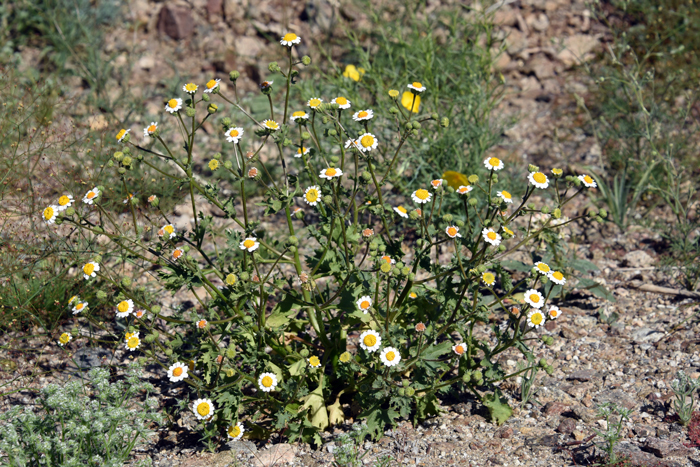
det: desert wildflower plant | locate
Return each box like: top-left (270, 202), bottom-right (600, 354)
top-left (44, 33), bottom-right (602, 445)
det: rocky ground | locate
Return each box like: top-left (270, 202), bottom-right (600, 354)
top-left (3, 0), bottom-right (700, 466)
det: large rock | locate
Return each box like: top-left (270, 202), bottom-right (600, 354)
top-left (557, 34), bottom-right (600, 68)
top-left (644, 437), bottom-right (693, 458)
top-left (157, 5), bottom-right (194, 40)
top-left (622, 250), bottom-right (655, 268)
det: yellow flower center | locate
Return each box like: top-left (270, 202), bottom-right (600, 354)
top-left (360, 300), bottom-right (370, 309)
top-left (552, 168), bottom-right (563, 175)
top-left (309, 356), bottom-right (320, 366)
top-left (488, 157), bottom-right (501, 167)
top-left (185, 83), bottom-right (197, 92)
top-left (415, 189), bottom-right (429, 200)
top-left (447, 227), bottom-right (457, 237)
top-left (261, 375), bottom-right (274, 387)
top-left (382, 256), bottom-right (392, 264)
top-left (454, 345), bottom-right (464, 355)
top-left (388, 89), bottom-right (399, 97)
top-left (117, 301), bottom-right (130, 313)
top-left (385, 351), bottom-right (396, 361)
top-left (363, 335), bottom-right (377, 347)
top-left (412, 81), bottom-right (423, 88)
top-left (358, 111), bottom-right (368, 118)
top-left (501, 191), bottom-right (511, 199)
top-left (168, 99), bottom-right (179, 108)
top-left (483, 273), bottom-right (495, 284)
top-left (335, 97), bottom-right (348, 106)
top-left (127, 336), bottom-right (139, 348)
top-left (209, 160), bottom-right (219, 170)
top-left (550, 309), bottom-right (558, 317)
top-left (292, 111), bottom-right (306, 118)
top-left (458, 187), bottom-right (468, 194)
top-left (584, 175), bottom-right (594, 184)
top-left (173, 249), bottom-right (182, 258)
top-left (487, 232), bottom-right (497, 240)
top-left (533, 172), bottom-right (547, 184)
top-left (206, 80), bottom-right (217, 89)
top-left (552, 271), bottom-right (564, 281)
top-left (306, 189), bottom-right (319, 202)
top-left (529, 294), bottom-right (540, 303)
top-left (531, 313), bottom-right (543, 325)
top-left (59, 333), bottom-right (70, 344)
top-left (339, 352), bottom-right (351, 362)
top-left (163, 225), bottom-right (174, 234)
top-left (249, 168), bottom-right (258, 176)
top-left (229, 425), bottom-right (241, 438)
top-left (537, 263), bottom-right (550, 272)
top-left (283, 33), bottom-right (298, 42)
top-left (148, 125), bottom-right (157, 133)
top-left (197, 402), bottom-right (211, 416)
top-left (58, 196), bottom-right (70, 206)
top-left (409, 292), bottom-right (417, 298)
top-left (43, 207), bottom-right (54, 220)
top-left (397, 206), bottom-right (407, 214)
top-left (309, 98), bottom-right (321, 107)
top-left (83, 263), bottom-right (95, 275)
top-left (360, 135), bottom-right (375, 148)
top-left (298, 147), bottom-right (307, 154)
top-left (173, 367), bottom-right (183, 377)
top-left (87, 191), bottom-right (96, 199)
top-left (116, 129), bottom-right (126, 140)
top-left (243, 239), bottom-right (256, 249)
top-left (229, 129), bottom-right (239, 137)
top-left (504, 227), bottom-right (514, 235)
top-left (226, 274), bottom-right (237, 285)
top-left (265, 121), bottom-right (279, 129)
top-left (76, 303), bottom-right (84, 310)
top-left (325, 168), bottom-right (337, 177)
top-left (197, 320), bottom-right (206, 328)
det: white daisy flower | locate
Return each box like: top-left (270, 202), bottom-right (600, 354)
top-left (411, 188), bottom-right (432, 204)
top-left (356, 132), bottom-right (377, 152)
top-left (456, 185), bottom-right (472, 195)
top-left (482, 228), bottom-right (501, 246)
top-left (239, 237), bottom-right (259, 252)
top-left (58, 332), bottom-right (72, 346)
top-left (82, 261), bottom-right (100, 279)
top-left (484, 156), bottom-right (503, 171)
top-left (356, 295), bottom-right (373, 314)
top-left (528, 171), bottom-right (549, 189)
top-left (228, 422), bottom-right (245, 440)
top-left (331, 96), bottom-right (351, 109)
top-left (352, 109), bottom-right (374, 121)
top-left (481, 272), bottom-right (496, 286)
top-left (548, 271), bottom-right (567, 285)
top-left (407, 81), bottom-right (426, 92)
top-left (527, 309), bottom-right (545, 328)
top-left (225, 127), bottom-right (244, 143)
top-left (548, 305), bottom-right (562, 320)
top-left (379, 255), bottom-right (395, 265)
top-left (295, 146), bottom-right (310, 158)
top-left (380, 347), bottom-right (401, 367)
top-left (497, 190), bottom-right (513, 204)
top-left (203, 79), bottom-right (220, 94)
top-left (393, 206), bottom-right (409, 218)
top-left (82, 187), bottom-right (100, 205)
top-left (167, 362), bottom-right (188, 382)
top-left (303, 186), bottom-right (321, 206)
top-left (344, 139), bottom-right (360, 150)
top-left (308, 356), bottom-right (322, 368)
top-left (359, 330), bottom-right (381, 352)
top-left (280, 32), bottom-right (301, 47)
top-left (452, 343), bottom-right (467, 356)
top-left (262, 120), bottom-right (280, 131)
top-left (165, 98), bottom-right (182, 113)
top-left (116, 128), bottom-right (130, 143)
top-left (182, 83), bottom-right (198, 94)
top-left (143, 122), bottom-right (158, 138)
top-left (192, 398), bottom-right (215, 419)
top-left (115, 299), bottom-right (134, 318)
top-left (42, 206), bottom-right (58, 225)
top-left (534, 262), bottom-right (551, 275)
top-left (72, 301), bottom-right (88, 315)
top-left (319, 167), bottom-right (343, 179)
top-left (172, 248), bottom-right (184, 261)
top-left (523, 289), bottom-right (545, 309)
top-left (258, 372), bottom-right (278, 392)
top-left (445, 225), bottom-right (461, 238)
top-left (289, 110), bottom-right (309, 122)
top-left (431, 179), bottom-right (443, 189)
top-left (158, 224), bottom-right (176, 240)
top-left (56, 194), bottom-right (74, 211)
top-left (196, 319), bottom-right (208, 330)
top-left (125, 333), bottom-right (141, 351)
top-left (307, 97), bottom-right (323, 109)
top-left (578, 174), bottom-right (597, 188)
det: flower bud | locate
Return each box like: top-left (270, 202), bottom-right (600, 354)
top-left (442, 214), bottom-right (453, 222)
top-left (401, 266), bottom-right (410, 276)
top-left (114, 151), bottom-right (123, 160)
top-left (541, 206), bottom-right (550, 214)
top-left (289, 245), bottom-right (297, 253)
top-left (389, 107), bottom-right (399, 114)
top-left (328, 129), bottom-right (337, 136)
top-left (301, 55), bottom-right (311, 65)
top-left (65, 207), bottom-right (75, 216)
top-left (409, 210), bottom-right (420, 220)
top-left (240, 272), bottom-right (250, 281)
top-left (107, 160), bottom-right (114, 168)
top-left (208, 103), bottom-right (218, 114)
top-left (322, 195), bottom-right (333, 204)
top-left (498, 245), bottom-right (506, 251)
top-left (118, 167), bottom-right (126, 174)
top-left (398, 388), bottom-right (406, 396)
top-left (468, 175), bottom-right (479, 184)
top-left (122, 156), bottom-right (133, 166)
top-left (380, 262), bottom-right (392, 273)
top-left (405, 387), bottom-right (416, 396)
top-left (545, 364), bottom-right (554, 375)
top-left (224, 161), bottom-right (233, 169)
top-left (152, 305), bottom-right (161, 313)
top-left (300, 348), bottom-right (310, 357)
top-left (411, 129), bottom-right (419, 136)
top-left (553, 208), bottom-right (561, 219)
top-left (202, 93), bottom-right (210, 102)
top-left (440, 117), bottom-right (449, 127)
top-left (71, 327), bottom-right (79, 336)
top-left (295, 210), bottom-right (304, 219)
top-left (528, 164), bottom-right (539, 172)
top-left (468, 198), bottom-right (478, 206)
top-left (226, 348), bottom-right (236, 359)
top-left (243, 315), bottom-right (253, 323)
top-left (378, 244), bottom-right (386, 252)
top-left (121, 277), bottom-right (132, 287)
top-left (455, 219), bottom-right (464, 227)
top-left (165, 349), bottom-right (173, 356)
top-left (573, 177), bottom-right (582, 186)
top-left (301, 131), bottom-right (311, 140)
top-left (225, 368), bottom-right (235, 377)
top-left (527, 202), bottom-right (535, 210)
top-left (185, 108), bottom-right (196, 118)
top-left (431, 113), bottom-right (438, 120)
top-left (408, 273), bottom-right (415, 281)
top-left (413, 121), bottom-right (421, 129)
top-left (221, 117), bottom-right (232, 127)
top-left (268, 62), bottom-right (280, 73)
top-left (229, 70), bottom-right (240, 81)
top-left (96, 290), bottom-right (107, 299)
top-left (144, 334), bottom-right (156, 343)
top-left (599, 209), bottom-right (608, 218)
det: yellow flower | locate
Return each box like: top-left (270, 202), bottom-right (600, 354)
top-left (208, 159), bottom-right (219, 171)
top-left (342, 64), bottom-right (365, 82)
top-left (308, 356), bottom-right (321, 368)
top-left (442, 171), bottom-right (469, 189)
top-left (339, 351), bottom-right (352, 363)
top-left (401, 91), bottom-right (420, 113)
top-left (388, 89), bottom-right (399, 98)
top-left (58, 332), bottom-right (71, 346)
top-left (225, 273), bottom-right (237, 286)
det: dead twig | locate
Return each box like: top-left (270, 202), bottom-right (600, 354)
top-left (627, 280), bottom-right (700, 299)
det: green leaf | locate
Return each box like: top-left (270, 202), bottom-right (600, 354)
top-left (288, 358), bottom-right (305, 377)
top-left (301, 384), bottom-right (329, 430)
top-left (415, 392), bottom-right (441, 420)
top-left (482, 388), bottom-right (513, 426)
top-left (501, 260), bottom-right (531, 272)
top-left (576, 278), bottom-right (616, 302)
top-left (419, 341), bottom-right (452, 360)
top-left (570, 259), bottom-right (599, 273)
